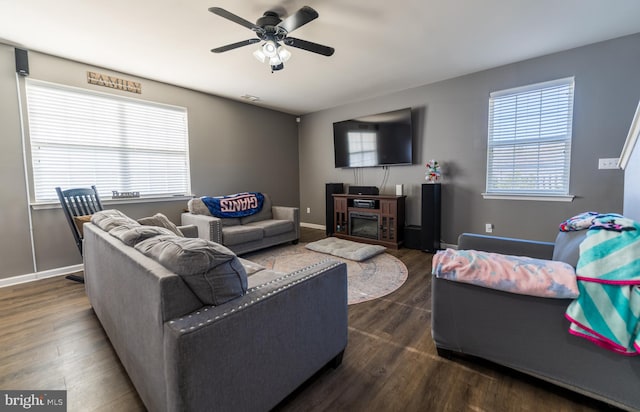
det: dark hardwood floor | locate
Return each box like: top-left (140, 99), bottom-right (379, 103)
top-left (0, 228), bottom-right (611, 411)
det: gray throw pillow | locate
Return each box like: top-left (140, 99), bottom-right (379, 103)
top-left (91, 209), bottom-right (140, 231)
top-left (109, 224), bottom-right (177, 246)
top-left (135, 236), bottom-right (247, 306)
top-left (188, 198), bottom-right (212, 216)
top-left (138, 213), bottom-right (183, 236)
top-left (552, 231), bottom-right (587, 267)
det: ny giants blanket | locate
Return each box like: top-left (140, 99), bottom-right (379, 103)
top-left (201, 192), bottom-right (264, 218)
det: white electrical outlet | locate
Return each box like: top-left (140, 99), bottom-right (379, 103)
top-left (306, 207), bottom-right (311, 214)
top-left (485, 223), bottom-right (493, 233)
top-left (598, 158), bottom-right (619, 170)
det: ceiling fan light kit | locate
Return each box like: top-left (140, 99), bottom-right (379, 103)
top-left (209, 5), bottom-right (334, 72)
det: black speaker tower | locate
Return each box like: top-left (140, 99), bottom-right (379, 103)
top-left (325, 183), bottom-right (344, 236)
top-left (421, 183), bottom-right (441, 252)
top-left (15, 48), bottom-right (29, 76)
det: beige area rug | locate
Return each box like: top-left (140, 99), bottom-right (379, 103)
top-left (244, 242), bottom-right (408, 305)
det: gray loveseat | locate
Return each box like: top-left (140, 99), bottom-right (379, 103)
top-left (83, 209), bottom-right (347, 412)
top-left (432, 232), bottom-right (640, 411)
top-left (181, 193), bottom-right (300, 255)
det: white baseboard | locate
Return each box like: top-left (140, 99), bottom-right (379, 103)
top-left (0, 264), bottom-right (83, 288)
top-left (440, 242), bottom-right (458, 250)
top-left (300, 222), bottom-right (325, 230)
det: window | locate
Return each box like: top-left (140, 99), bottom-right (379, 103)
top-left (25, 79), bottom-right (190, 202)
top-left (486, 77), bottom-right (574, 198)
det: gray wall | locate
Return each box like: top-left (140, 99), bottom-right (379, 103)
top-left (0, 43), bottom-right (299, 279)
top-left (624, 133), bottom-right (640, 221)
top-left (299, 33), bottom-right (640, 243)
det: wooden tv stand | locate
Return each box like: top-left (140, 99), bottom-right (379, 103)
top-left (332, 194), bottom-right (406, 249)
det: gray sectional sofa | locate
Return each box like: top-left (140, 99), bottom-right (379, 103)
top-left (432, 232), bottom-right (640, 411)
top-left (181, 193), bottom-right (300, 255)
top-left (83, 209), bottom-right (347, 412)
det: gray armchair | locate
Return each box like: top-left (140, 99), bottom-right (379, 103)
top-left (431, 231), bottom-right (640, 411)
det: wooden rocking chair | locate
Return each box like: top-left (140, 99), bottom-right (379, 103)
top-left (56, 185), bottom-right (103, 283)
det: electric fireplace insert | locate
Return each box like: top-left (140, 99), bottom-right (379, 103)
top-left (349, 212), bottom-right (379, 240)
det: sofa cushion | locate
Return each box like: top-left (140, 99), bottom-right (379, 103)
top-left (138, 213), bottom-right (184, 236)
top-left (237, 257), bottom-right (265, 276)
top-left (222, 225), bottom-right (264, 246)
top-left (220, 217), bottom-right (242, 227)
top-left (73, 214), bottom-right (92, 237)
top-left (245, 219), bottom-right (294, 238)
top-left (305, 237), bottom-right (386, 261)
top-left (91, 209), bottom-right (140, 231)
top-left (240, 193), bottom-right (273, 224)
top-left (109, 224), bottom-right (177, 246)
top-left (188, 197), bottom-right (242, 226)
top-left (552, 231), bottom-right (587, 267)
top-left (135, 236), bottom-right (247, 306)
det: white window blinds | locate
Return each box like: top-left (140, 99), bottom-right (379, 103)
top-left (25, 79), bottom-right (191, 202)
top-left (486, 77), bottom-right (574, 196)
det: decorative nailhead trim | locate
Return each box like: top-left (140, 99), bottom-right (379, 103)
top-left (247, 259), bottom-right (338, 293)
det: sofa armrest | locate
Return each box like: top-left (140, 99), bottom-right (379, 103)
top-left (177, 224), bottom-right (198, 238)
top-left (272, 206), bottom-right (300, 239)
top-left (458, 233), bottom-right (554, 260)
top-left (164, 260), bottom-right (347, 411)
top-left (180, 212), bottom-right (222, 243)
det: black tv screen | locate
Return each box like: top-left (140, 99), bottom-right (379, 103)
top-left (333, 108), bottom-right (413, 168)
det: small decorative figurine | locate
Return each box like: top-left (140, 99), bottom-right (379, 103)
top-left (425, 160), bottom-right (441, 183)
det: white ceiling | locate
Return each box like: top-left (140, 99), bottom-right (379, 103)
top-left (2, 0), bottom-right (640, 115)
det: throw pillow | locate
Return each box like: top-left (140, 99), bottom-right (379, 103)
top-left (187, 198), bottom-right (212, 216)
top-left (138, 213), bottom-right (183, 236)
top-left (135, 236), bottom-right (247, 306)
top-left (91, 209), bottom-right (140, 232)
top-left (109, 224), bottom-right (177, 246)
top-left (73, 215), bottom-right (92, 237)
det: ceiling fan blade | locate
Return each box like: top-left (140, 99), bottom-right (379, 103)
top-left (277, 6), bottom-right (318, 33)
top-left (209, 7), bottom-right (262, 32)
top-left (284, 37), bottom-right (334, 56)
top-left (211, 38), bottom-right (260, 53)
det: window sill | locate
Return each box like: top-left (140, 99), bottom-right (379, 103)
top-left (31, 195), bottom-right (194, 210)
top-left (481, 193), bottom-right (574, 202)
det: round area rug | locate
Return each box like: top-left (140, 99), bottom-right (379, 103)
top-left (244, 243), bottom-right (408, 305)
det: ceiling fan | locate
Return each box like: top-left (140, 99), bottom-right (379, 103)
top-left (209, 6), bottom-right (335, 72)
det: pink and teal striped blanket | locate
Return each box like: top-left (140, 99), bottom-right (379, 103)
top-left (564, 216), bottom-right (640, 355)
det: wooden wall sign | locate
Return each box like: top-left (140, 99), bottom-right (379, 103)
top-left (87, 71), bottom-right (142, 94)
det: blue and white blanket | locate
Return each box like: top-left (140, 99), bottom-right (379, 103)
top-left (201, 192), bottom-right (264, 218)
top-left (564, 215), bottom-right (640, 355)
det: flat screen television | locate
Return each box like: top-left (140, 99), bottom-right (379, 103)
top-left (333, 108), bottom-right (413, 168)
